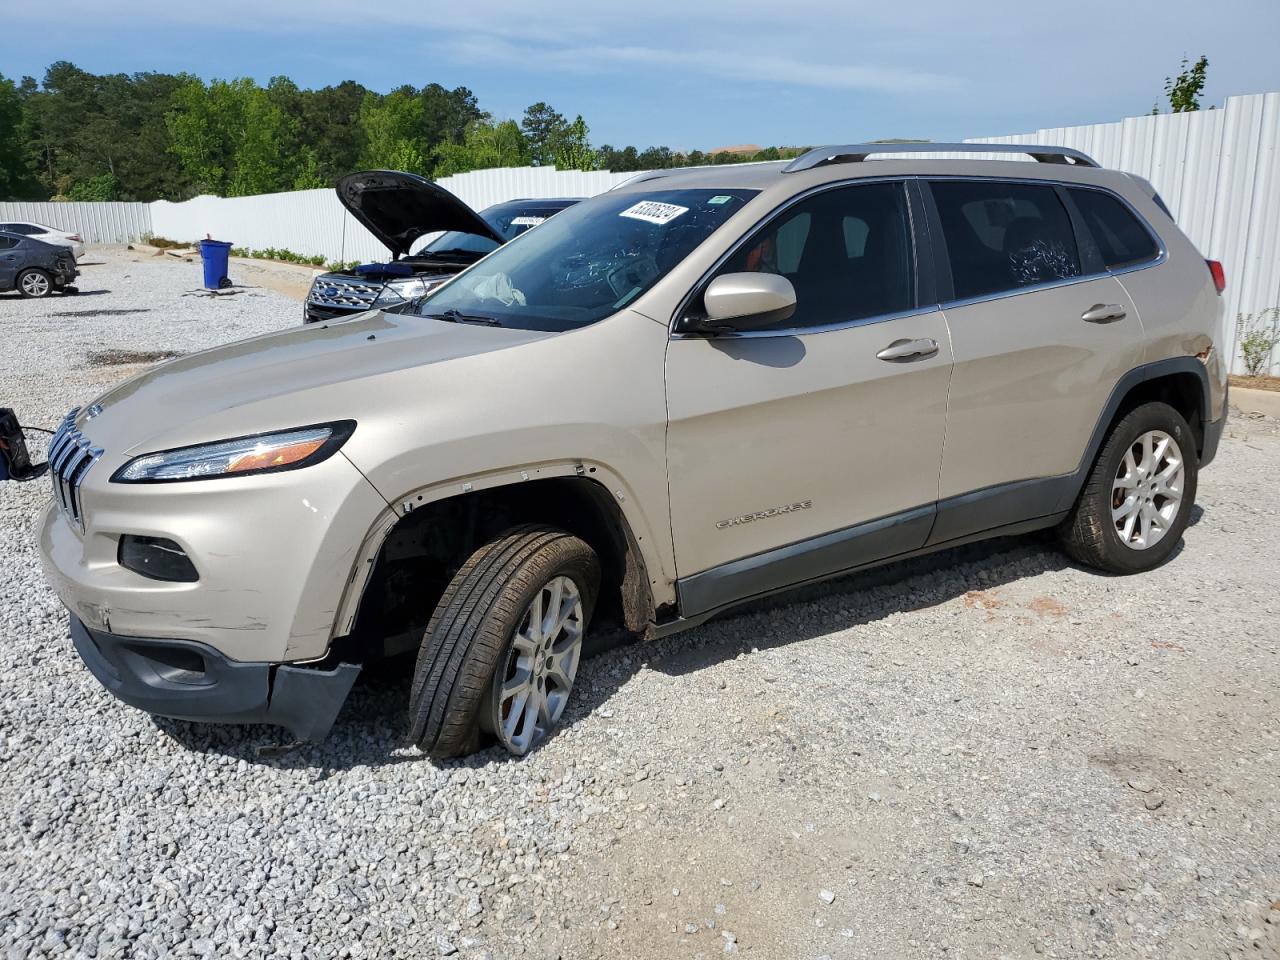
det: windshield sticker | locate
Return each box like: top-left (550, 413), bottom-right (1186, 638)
top-left (707, 195), bottom-right (733, 205)
top-left (510, 216), bottom-right (546, 227)
top-left (619, 201), bottom-right (689, 225)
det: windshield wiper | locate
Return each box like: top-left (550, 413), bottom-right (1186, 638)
top-left (421, 248), bottom-right (481, 259)
top-left (422, 308), bottom-right (503, 327)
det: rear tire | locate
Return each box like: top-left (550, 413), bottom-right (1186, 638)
top-left (406, 525), bottom-right (599, 759)
top-left (1059, 401), bottom-right (1198, 573)
top-left (17, 269), bottom-right (53, 299)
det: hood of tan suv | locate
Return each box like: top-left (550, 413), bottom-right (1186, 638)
top-left (75, 310), bottom-right (553, 461)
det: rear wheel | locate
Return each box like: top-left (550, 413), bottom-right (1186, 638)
top-left (406, 525), bottom-right (599, 759)
top-left (1059, 401), bottom-right (1198, 573)
top-left (17, 269), bottom-right (52, 298)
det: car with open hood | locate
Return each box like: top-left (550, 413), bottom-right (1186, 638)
top-left (38, 143), bottom-right (1226, 759)
top-left (304, 170), bottom-right (578, 323)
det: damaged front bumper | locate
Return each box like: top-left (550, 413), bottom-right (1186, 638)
top-left (70, 616), bottom-right (360, 742)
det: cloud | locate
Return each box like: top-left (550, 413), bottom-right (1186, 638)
top-left (449, 36), bottom-right (957, 93)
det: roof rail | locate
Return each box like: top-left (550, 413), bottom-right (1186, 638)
top-left (781, 142), bottom-right (1099, 173)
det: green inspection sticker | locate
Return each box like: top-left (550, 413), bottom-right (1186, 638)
top-left (707, 195), bottom-right (733, 205)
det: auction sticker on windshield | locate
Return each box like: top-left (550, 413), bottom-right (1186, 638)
top-left (511, 216), bottom-right (546, 226)
top-left (620, 201), bottom-right (688, 225)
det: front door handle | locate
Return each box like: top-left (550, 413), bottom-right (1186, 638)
top-left (876, 337), bottom-right (938, 362)
top-left (1081, 303), bottom-right (1127, 323)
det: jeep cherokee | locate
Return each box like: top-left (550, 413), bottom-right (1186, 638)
top-left (38, 143), bottom-right (1227, 757)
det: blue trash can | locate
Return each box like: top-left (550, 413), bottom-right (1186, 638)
top-left (198, 240), bottom-right (233, 290)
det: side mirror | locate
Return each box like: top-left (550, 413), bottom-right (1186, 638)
top-left (696, 272), bottom-right (796, 333)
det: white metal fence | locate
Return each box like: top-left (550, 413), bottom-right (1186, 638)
top-left (150, 167), bottom-right (641, 265)
top-left (0, 201), bottom-right (150, 244)
top-left (4, 92), bottom-right (1277, 370)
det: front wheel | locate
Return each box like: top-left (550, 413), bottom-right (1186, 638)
top-left (406, 525), bottom-right (599, 759)
top-left (17, 269), bottom-right (53, 298)
top-left (1059, 401), bottom-right (1198, 573)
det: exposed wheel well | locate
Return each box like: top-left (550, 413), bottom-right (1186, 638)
top-left (1112, 371), bottom-right (1206, 455)
top-left (343, 478), bottom-right (654, 662)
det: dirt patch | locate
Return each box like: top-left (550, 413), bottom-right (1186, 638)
top-left (87, 349), bottom-right (183, 366)
top-left (1230, 374), bottom-right (1280, 393)
top-left (1027, 596), bottom-right (1067, 617)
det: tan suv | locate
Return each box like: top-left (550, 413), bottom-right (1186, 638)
top-left (38, 144), bottom-right (1228, 757)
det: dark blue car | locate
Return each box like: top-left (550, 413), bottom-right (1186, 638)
top-left (0, 230), bottom-right (79, 298)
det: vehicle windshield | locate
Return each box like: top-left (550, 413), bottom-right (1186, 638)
top-left (413, 188), bottom-right (757, 331)
top-left (415, 202), bottom-right (573, 258)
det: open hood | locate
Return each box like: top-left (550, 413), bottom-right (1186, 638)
top-left (336, 170), bottom-right (503, 259)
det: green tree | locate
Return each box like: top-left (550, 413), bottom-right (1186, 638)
top-left (433, 118), bottom-right (530, 177)
top-left (521, 101), bottom-right (568, 166)
top-left (420, 83), bottom-right (483, 149)
top-left (0, 73), bottom-right (38, 199)
top-left (552, 115), bottom-right (596, 171)
top-left (228, 82), bottom-right (293, 195)
top-left (359, 88), bottom-right (429, 174)
top-left (1155, 55), bottom-right (1209, 114)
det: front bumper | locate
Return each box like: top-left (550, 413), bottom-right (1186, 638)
top-left (70, 616), bottom-right (359, 741)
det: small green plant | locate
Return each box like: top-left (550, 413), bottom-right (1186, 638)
top-left (1236, 307), bottom-right (1280, 377)
top-left (140, 234), bottom-right (192, 249)
top-left (323, 259), bottom-right (362, 273)
top-left (1152, 54), bottom-right (1209, 114)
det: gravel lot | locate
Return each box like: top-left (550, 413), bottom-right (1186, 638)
top-left (2, 248), bottom-right (1277, 959)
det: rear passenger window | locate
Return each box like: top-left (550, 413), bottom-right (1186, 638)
top-left (1069, 188), bottom-right (1159, 269)
top-left (719, 181), bottom-right (914, 329)
top-left (0, 237), bottom-right (16, 250)
top-left (931, 181), bottom-right (1081, 300)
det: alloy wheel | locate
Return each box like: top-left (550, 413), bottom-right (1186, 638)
top-left (21, 271), bottom-right (51, 297)
top-left (490, 575), bottom-right (584, 754)
top-left (1111, 429), bottom-right (1184, 550)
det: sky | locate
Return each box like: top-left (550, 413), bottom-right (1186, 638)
top-left (5, 0), bottom-right (1280, 151)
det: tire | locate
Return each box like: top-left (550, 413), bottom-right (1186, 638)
top-left (17, 269), bottom-right (53, 299)
top-left (1059, 401), bottom-right (1198, 573)
top-left (407, 525), bottom-right (600, 759)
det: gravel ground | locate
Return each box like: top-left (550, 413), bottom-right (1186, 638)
top-left (1, 248), bottom-right (1278, 959)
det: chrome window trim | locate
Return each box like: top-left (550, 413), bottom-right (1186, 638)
top-left (670, 304), bottom-right (940, 340)
top-left (669, 175), bottom-right (927, 341)
top-left (922, 175), bottom-right (1168, 310)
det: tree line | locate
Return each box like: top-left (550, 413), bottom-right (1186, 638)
top-left (0, 62), bottom-right (804, 202)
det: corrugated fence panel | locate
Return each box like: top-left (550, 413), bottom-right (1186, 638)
top-left (148, 167), bottom-right (643, 268)
top-left (0, 201), bottom-right (150, 243)
top-left (970, 92), bottom-right (1280, 373)
top-left (150, 189), bottom-right (388, 264)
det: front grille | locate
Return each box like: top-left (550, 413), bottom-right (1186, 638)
top-left (48, 408), bottom-right (103, 533)
top-left (307, 276), bottom-right (381, 311)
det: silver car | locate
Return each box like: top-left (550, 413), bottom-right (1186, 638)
top-left (38, 143), bottom-right (1227, 757)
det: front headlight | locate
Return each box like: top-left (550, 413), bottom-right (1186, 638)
top-left (111, 421), bottom-right (355, 483)
top-left (372, 278), bottom-right (430, 307)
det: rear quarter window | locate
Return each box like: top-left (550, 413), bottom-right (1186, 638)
top-left (1068, 188), bottom-right (1160, 269)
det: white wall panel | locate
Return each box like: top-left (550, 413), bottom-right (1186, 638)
top-left (0, 201), bottom-right (151, 243)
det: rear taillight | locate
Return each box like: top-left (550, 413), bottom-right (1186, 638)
top-left (1206, 259), bottom-right (1226, 294)
top-left (67, 234), bottom-right (82, 242)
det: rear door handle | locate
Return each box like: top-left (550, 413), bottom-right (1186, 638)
top-left (1081, 303), bottom-right (1126, 323)
top-left (876, 338), bottom-right (938, 362)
